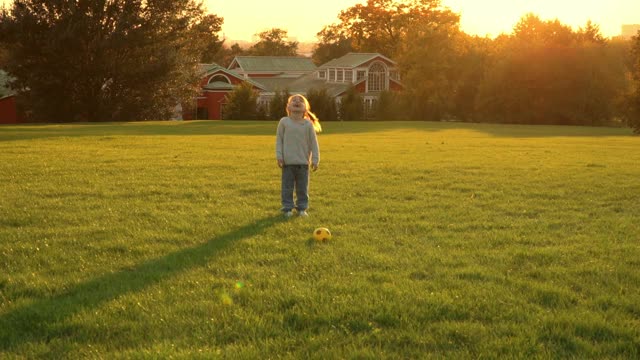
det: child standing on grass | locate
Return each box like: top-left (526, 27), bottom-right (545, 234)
top-left (276, 94), bottom-right (321, 218)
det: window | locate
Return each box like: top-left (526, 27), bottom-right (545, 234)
top-left (356, 70), bottom-right (366, 81)
top-left (367, 62), bottom-right (386, 92)
top-left (209, 74), bottom-right (230, 84)
top-left (329, 69), bottom-right (335, 82)
top-left (318, 70), bottom-right (326, 79)
top-left (364, 98), bottom-right (377, 119)
top-left (389, 70), bottom-right (400, 81)
top-left (337, 69), bottom-right (344, 82)
top-left (345, 70), bottom-right (353, 83)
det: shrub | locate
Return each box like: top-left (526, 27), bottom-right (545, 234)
top-left (223, 82), bottom-right (258, 120)
top-left (306, 88), bottom-right (338, 121)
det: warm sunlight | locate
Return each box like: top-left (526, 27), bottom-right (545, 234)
top-left (203, 0), bottom-right (639, 41)
top-left (1, 0), bottom-right (638, 41)
top-left (445, 0), bottom-right (640, 38)
top-left (204, 0), bottom-right (362, 42)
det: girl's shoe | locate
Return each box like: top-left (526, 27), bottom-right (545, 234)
top-left (283, 211), bottom-right (293, 218)
top-left (298, 210), bottom-right (309, 217)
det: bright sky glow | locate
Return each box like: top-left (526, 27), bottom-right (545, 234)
top-left (204, 0), bottom-right (640, 42)
top-left (1, 0), bottom-right (639, 42)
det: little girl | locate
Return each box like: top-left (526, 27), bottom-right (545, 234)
top-left (275, 94), bottom-right (321, 218)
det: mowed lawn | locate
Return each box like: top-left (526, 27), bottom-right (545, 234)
top-left (0, 120), bottom-right (638, 358)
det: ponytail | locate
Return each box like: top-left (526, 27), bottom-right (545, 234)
top-left (306, 110), bottom-right (322, 133)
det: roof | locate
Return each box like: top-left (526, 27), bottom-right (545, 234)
top-left (198, 63), bottom-right (267, 91)
top-left (230, 56), bottom-right (317, 72)
top-left (202, 81), bottom-right (234, 90)
top-left (251, 76), bottom-right (300, 92)
top-left (319, 53), bottom-right (396, 69)
top-left (198, 63), bottom-right (225, 76)
top-left (280, 73), bottom-right (360, 97)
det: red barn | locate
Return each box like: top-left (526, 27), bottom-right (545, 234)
top-left (0, 95), bottom-right (20, 124)
top-left (183, 64), bottom-right (266, 120)
top-left (0, 70), bottom-right (21, 124)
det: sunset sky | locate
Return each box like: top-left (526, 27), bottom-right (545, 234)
top-left (205, 0), bottom-right (639, 42)
top-left (1, 0), bottom-right (638, 42)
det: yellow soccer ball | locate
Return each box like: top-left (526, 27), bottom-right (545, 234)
top-left (313, 227), bottom-right (332, 242)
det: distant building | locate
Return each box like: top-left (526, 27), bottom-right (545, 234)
top-left (0, 70), bottom-right (21, 124)
top-left (190, 53), bottom-right (403, 120)
top-left (185, 63), bottom-right (267, 120)
top-left (621, 24), bottom-right (640, 39)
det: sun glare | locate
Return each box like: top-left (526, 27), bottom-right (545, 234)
top-left (1, 0), bottom-right (638, 41)
top-left (445, 0), bottom-right (640, 38)
top-left (203, 0), bottom-right (639, 42)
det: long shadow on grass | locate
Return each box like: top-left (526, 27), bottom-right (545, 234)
top-left (0, 214), bottom-right (283, 352)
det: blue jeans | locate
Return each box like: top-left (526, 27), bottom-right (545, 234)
top-left (281, 164), bottom-right (309, 212)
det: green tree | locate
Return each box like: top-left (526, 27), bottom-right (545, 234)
top-left (396, 15), bottom-right (463, 120)
top-left (319, 0), bottom-right (457, 58)
top-left (578, 20), bottom-right (606, 45)
top-left (219, 43), bottom-right (247, 67)
top-left (475, 15), bottom-right (625, 126)
top-left (269, 89), bottom-right (290, 119)
top-left (316, 0), bottom-right (461, 120)
top-left (372, 90), bottom-right (404, 120)
top-left (193, 14), bottom-right (225, 64)
top-left (626, 31), bottom-right (640, 133)
top-left (249, 28), bottom-right (298, 56)
top-left (0, 44), bottom-right (8, 69)
top-left (224, 82), bottom-right (258, 120)
top-left (338, 86), bottom-right (364, 121)
top-left (0, 0), bottom-right (215, 122)
top-left (512, 13), bottom-right (575, 46)
top-left (306, 88), bottom-right (338, 121)
top-left (312, 25), bottom-right (354, 65)
top-left (448, 35), bottom-right (492, 122)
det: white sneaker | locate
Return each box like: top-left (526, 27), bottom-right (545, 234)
top-left (298, 210), bottom-right (309, 217)
top-left (283, 211), bottom-right (293, 218)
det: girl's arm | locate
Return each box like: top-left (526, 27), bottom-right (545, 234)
top-left (276, 119), bottom-right (285, 167)
top-left (309, 124), bottom-right (319, 170)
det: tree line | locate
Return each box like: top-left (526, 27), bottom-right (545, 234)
top-left (307, 0), bottom-right (640, 132)
top-left (1, 0), bottom-right (639, 132)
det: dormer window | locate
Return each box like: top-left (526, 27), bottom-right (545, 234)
top-left (209, 74), bottom-right (230, 84)
top-left (367, 62), bottom-right (387, 92)
top-left (318, 70), bottom-right (326, 79)
top-left (356, 70), bottom-right (366, 81)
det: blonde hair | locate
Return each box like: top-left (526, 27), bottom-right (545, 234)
top-left (286, 94), bottom-right (322, 133)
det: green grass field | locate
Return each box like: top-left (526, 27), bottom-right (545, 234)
top-left (1, 120), bottom-right (639, 359)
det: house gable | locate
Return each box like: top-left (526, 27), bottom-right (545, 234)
top-left (318, 53), bottom-right (396, 69)
top-left (314, 53), bottom-right (402, 93)
top-left (199, 64), bottom-right (266, 91)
